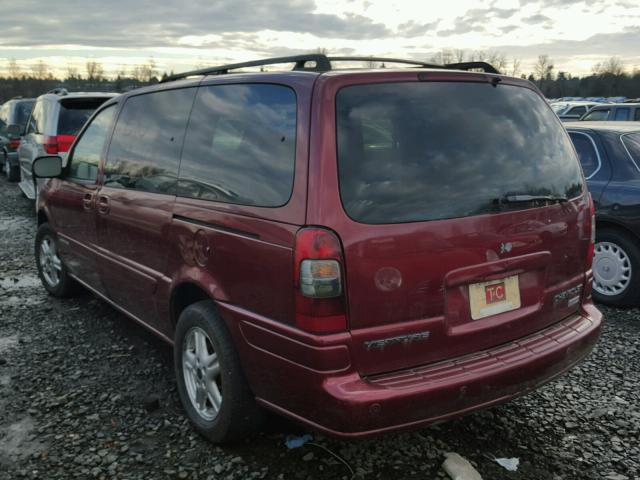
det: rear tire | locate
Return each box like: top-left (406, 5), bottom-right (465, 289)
top-left (35, 223), bottom-right (77, 297)
top-left (174, 300), bottom-right (264, 443)
top-left (592, 228), bottom-right (640, 306)
top-left (6, 157), bottom-right (19, 182)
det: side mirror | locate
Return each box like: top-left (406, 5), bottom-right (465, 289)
top-left (32, 155), bottom-right (63, 178)
top-left (6, 124), bottom-right (21, 136)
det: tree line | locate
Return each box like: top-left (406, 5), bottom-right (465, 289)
top-left (2, 54), bottom-right (640, 103)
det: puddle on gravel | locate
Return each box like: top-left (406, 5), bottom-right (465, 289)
top-left (0, 417), bottom-right (45, 464)
top-left (0, 274), bottom-right (41, 290)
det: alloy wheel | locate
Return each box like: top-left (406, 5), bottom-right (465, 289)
top-left (182, 327), bottom-right (222, 421)
top-left (39, 235), bottom-right (62, 287)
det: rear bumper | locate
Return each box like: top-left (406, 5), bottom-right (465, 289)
top-left (222, 303), bottom-right (602, 439)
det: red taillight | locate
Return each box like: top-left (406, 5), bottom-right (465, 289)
top-left (294, 227), bottom-right (347, 334)
top-left (8, 138), bottom-right (20, 150)
top-left (56, 135), bottom-right (75, 153)
top-left (43, 135), bottom-right (75, 154)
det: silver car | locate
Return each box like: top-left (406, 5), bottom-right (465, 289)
top-left (18, 89), bottom-right (118, 201)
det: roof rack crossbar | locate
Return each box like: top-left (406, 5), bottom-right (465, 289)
top-left (161, 55), bottom-right (500, 83)
top-left (444, 62), bottom-right (499, 74)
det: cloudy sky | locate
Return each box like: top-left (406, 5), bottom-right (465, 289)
top-left (0, 0), bottom-right (638, 78)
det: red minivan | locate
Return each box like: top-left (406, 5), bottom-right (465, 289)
top-left (31, 55), bottom-right (602, 442)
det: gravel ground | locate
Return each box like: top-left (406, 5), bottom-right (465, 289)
top-left (0, 175), bottom-right (639, 480)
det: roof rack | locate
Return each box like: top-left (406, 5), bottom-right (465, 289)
top-left (47, 87), bottom-right (69, 96)
top-left (161, 54), bottom-right (500, 83)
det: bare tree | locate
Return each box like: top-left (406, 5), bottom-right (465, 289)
top-left (430, 49), bottom-right (454, 65)
top-left (31, 60), bottom-right (50, 80)
top-left (486, 52), bottom-right (508, 72)
top-left (508, 58), bottom-right (522, 77)
top-left (86, 60), bottom-right (104, 81)
top-left (131, 57), bottom-right (158, 82)
top-left (533, 55), bottom-right (554, 83)
top-left (593, 57), bottom-right (625, 76)
top-left (7, 58), bottom-right (21, 79)
top-left (453, 49), bottom-right (466, 63)
top-left (66, 66), bottom-right (79, 80)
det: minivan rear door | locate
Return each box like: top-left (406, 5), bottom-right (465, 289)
top-left (315, 74), bottom-right (591, 376)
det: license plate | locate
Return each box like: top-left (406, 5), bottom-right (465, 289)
top-left (469, 275), bottom-right (521, 320)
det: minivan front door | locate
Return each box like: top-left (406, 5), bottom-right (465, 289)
top-left (48, 104), bottom-right (117, 295)
top-left (95, 88), bottom-right (196, 331)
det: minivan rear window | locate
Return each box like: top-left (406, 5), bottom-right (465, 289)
top-left (336, 82), bottom-right (584, 224)
top-left (58, 98), bottom-right (110, 135)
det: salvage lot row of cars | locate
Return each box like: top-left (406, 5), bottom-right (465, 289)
top-left (1, 56), bottom-right (640, 443)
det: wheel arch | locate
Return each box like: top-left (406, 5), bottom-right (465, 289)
top-left (170, 281), bottom-right (216, 332)
top-left (596, 218), bottom-right (640, 242)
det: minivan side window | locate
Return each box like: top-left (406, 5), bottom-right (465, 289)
top-left (614, 108), bottom-right (630, 121)
top-left (178, 84), bottom-right (297, 207)
top-left (27, 101), bottom-right (45, 134)
top-left (67, 105), bottom-right (116, 182)
top-left (568, 132), bottom-right (600, 179)
top-left (583, 109), bottom-right (610, 121)
top-left (104, 88), bottom-right (196, 195)
top-left (567, 106), bottom-right (586, 116)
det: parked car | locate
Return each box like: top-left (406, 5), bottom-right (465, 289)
top-left (551, 101), bottom-right (598, 121)
top-left (0, 97), bottom-right (35, 181)
top-left (566, 121), bottom-right (640, 306)
top-left (17, 89), bottom-right (117, 200)
top-left (580, 103), bottom-right (640, 122)
top-left (30, 55), bottom-right (601, 443)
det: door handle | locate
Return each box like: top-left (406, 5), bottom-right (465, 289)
top-left (82, 193), bottom-right (93, 211)
top-left (97, 195), bottom-right (110, 215)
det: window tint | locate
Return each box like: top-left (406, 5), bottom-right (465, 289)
top-left (567, 106), bottom-right (586, 116)
top-left (27, 101), bottom-right (45, 134)
top-left (178, 84), bottom-right (296, 207)
top-left (105, 88), bottom-right (195, 194)
top-left (58, 99), bottom-right (109, 136)
top-left (583, 109), bottom-right (610, 121)
top-left (67, 105), bottom-right (116, 181)
top-left (336, 82), bottom-right (584, 224)
top-left (634, 109), bottom-right (640, 121)
top-left (614, 108), bottom-right (630, 121)
top-left (569, 132), bottom-right (599, 178)
top-left (622, 133), bottom-right (640, 168)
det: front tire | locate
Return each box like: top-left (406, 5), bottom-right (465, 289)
top-left (174, 300), bottom-right (263, 443)
top-left (593, 228), bottom-right (640, 306)
top-left (35, 223), bottom-right (77, 297)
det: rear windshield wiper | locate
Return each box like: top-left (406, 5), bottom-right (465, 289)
top-left (492, 194), bottom-right (568, 209)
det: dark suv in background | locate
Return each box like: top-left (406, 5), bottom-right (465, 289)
top-left (0, 97), bottom-right (35, 181)
top-left (30, 55), bottom-right (601, 443)
top-left (566, 121), bottom-right (640, 306)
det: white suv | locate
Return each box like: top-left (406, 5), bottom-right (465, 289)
top-left (18, 89), bottom-right (118, 200)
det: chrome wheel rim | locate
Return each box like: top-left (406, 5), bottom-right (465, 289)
top-left (593, 241), bottom-right (631, 296)
top-left (182, 327), bottom-right (222, 421)
top-left (4, 157), bottom-right (9, 178)
top-left (39, 235), bottom-right (62, 287)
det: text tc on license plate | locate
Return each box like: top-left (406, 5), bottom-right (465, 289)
top-left (468, 275), bottom-right (521, 320)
